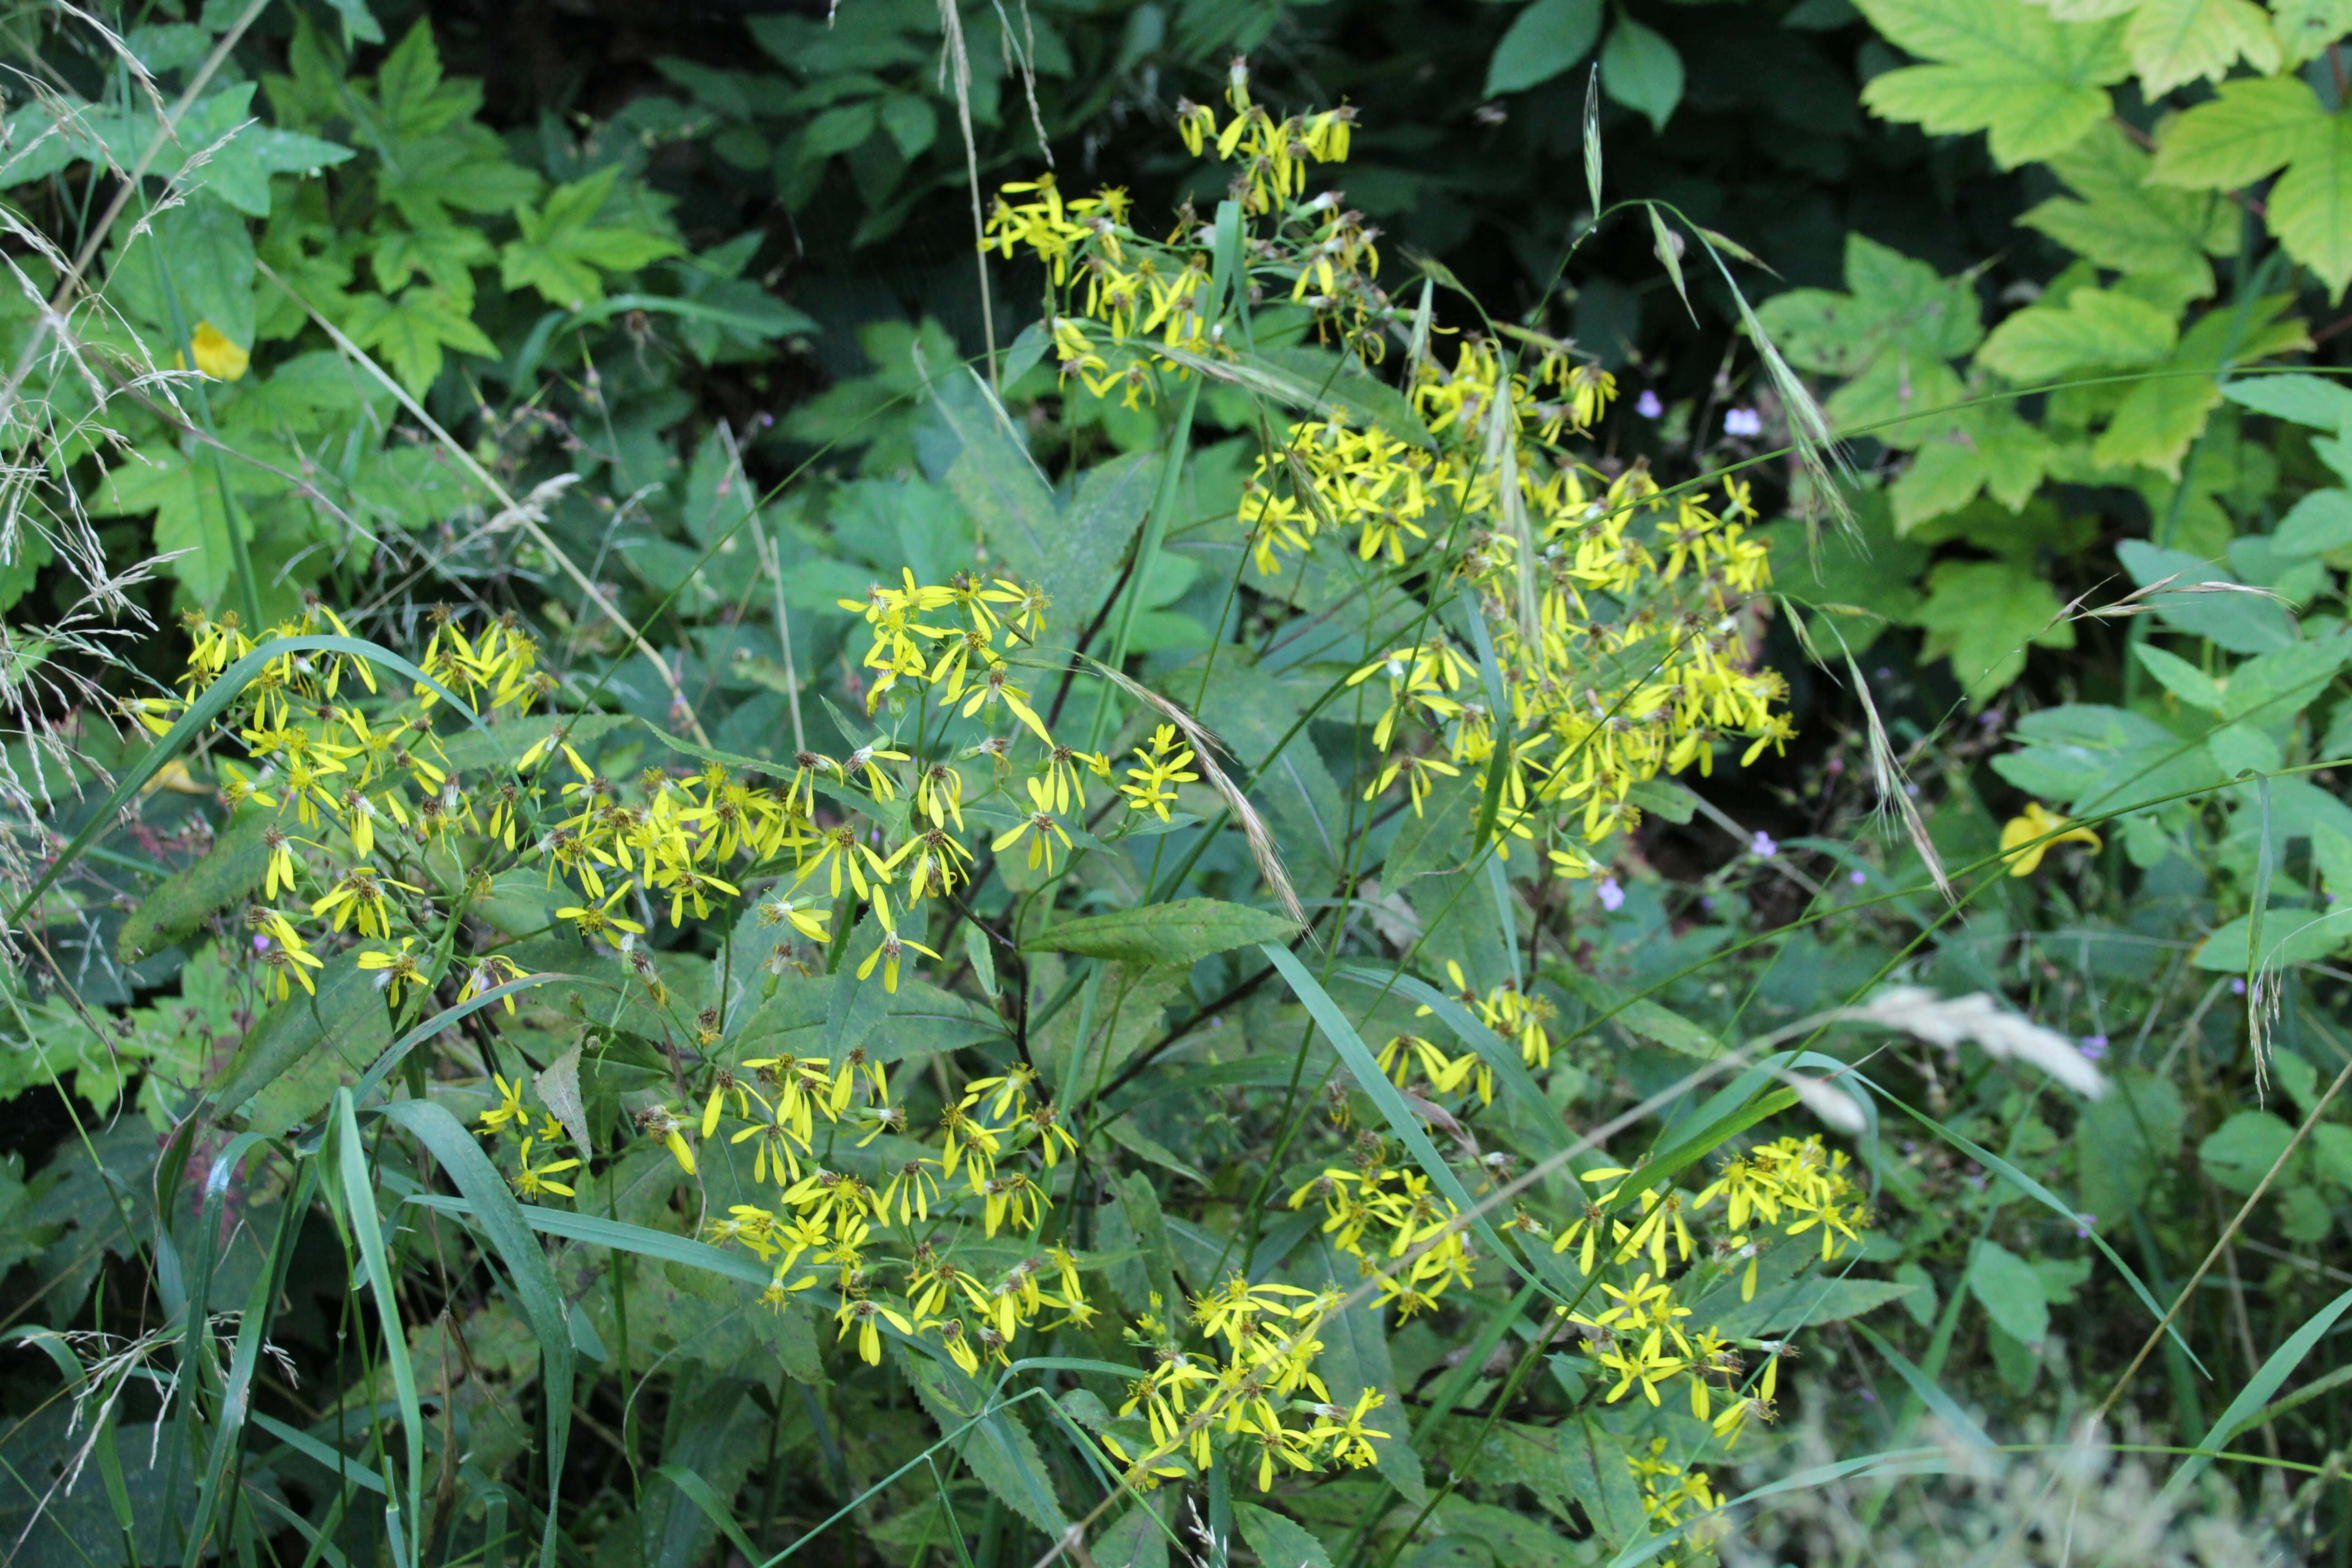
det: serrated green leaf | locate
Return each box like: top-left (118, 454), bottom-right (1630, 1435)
top-left (1853, 0), bottom-right (2128, 168)
top-left (2267, 112), bottom-right (2352, 299)
top-left (2019, 122), bottom-right (2234, 308)
top-left (2148, 74), bottom-right (2325, 191)
top-left (1978, 286), bottom-right (2176, 381)
top-left (117, 809), bottom-right (272, 961)
top-left (1021, 898), bottom-right (1292, 965)
top-left (342, 286), bottom-right (496, 393)
top-left (2122, 0), bottom-right (2279, 97)
top-left (1911, 556), bottom-right (2072, 702)
top-left (499, 165), bottom-right (684, 309)
top-left (1233, 1503), bottom-right (1333, 1568)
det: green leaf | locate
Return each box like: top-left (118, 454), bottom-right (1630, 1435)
top-left (1752, 234), bottom-right (1980, 446)
top-left (1310, 1240), bottom-right (1425, 1504)
top-left (2122, 0), bottom-right (2279, 97)
top-left (370, 220), bottom-right (495, 295)
top-left (1852, 0), bottom-right (2128, 168)
top-left (1483, 0), bottom-right (1603, 96)
top-left (1910, 556), bottom-right (2072, 703)
top-left (2148, 75), bottom-right (2323, 191)
top-left (1977, 286), bottom-right (2177, 382)
top-left (1021, 899), bottom-right (1293, 965)
top-left (210, 952), bottom-right (389, 1132)
top-left (499, 165), bottom-right (684, 310)
top-left (1548, 965), bottom-right (1726, 1058)
top-left (2132, 644), bottom-right (2226, 713)
top-left (2267, 113), bottom-right (2352, 300)
top-left (2117, 541), bottom-right (2298, 652)
top-left (1966, 1240), bottom-right (2048, 1348)
top-left (1233, 1503), bottom-right (1333, 1568)
top-left (1598, 17), bottom-right (1683, 132)
top-left (342, 286), bottom-right (496, 393)
top-left (2019, 124), bottom-right (2234, 309)
top-left (2197, 1108), bottom-right (2300, 1191)
top-left (117, 808), bottom-right (272, 961)
top-left (1715, 1277), bottom-right (1919, 1338)
top-left (2222, 371), bottom-right (2352, 430)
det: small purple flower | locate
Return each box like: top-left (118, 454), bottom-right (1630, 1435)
top-left (1849, 868), bottom-right (1867, 886)
top-left (1597, 877), bottom-right (1626, 912)
top-left (2075, 1213), bottom-right (2097, 1239)
top-left (2232, 978), bottom-right (2248, 995)
top-left (2078, 1034), bottom-right (2109, 1060)
top-left (1750, 830), bottom-right (1778, 859)
top-left (253, 934), bottom-right (271, 954)
top-left (1635, 389), bottom-right (1664, 419)
top-left (1723, 406), bottom-right (1763, 438)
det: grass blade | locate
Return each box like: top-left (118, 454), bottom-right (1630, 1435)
top-left (2159, 1283), bottom-right (2352, 1503)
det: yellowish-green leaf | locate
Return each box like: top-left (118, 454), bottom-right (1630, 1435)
top-left (2019, 122), bottom-right (2234, 309)
top-left (2122, 0), bottom-right (2279, 96)
top-left (1854, 0), bottom-right (2129, 167)
top-left (2274, 0), bottom-right (2352, 66)
top-left (1978, 286), bottom-right (2176, 382)
top-left (1019, 898), bottom-right (1294, 966)
top-left (2148, 75), bottom-right (2325, 190)
top-left (2269, 113), bottom-right (2352, 299)
top-left (1912, 556), bottom-right (2073, 702)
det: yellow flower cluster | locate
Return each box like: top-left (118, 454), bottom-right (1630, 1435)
top-left (697, 1059), bottom-right (1094, 1372)
top-left (1104, 1280), bottom-right (1390, 1493)
top-left (1287, 1162), bottom-right (1476, 1321)
top-left (1335, 394), bottom-right (1787, 879)
top-left (983, 59), bottom-right (1383, 407)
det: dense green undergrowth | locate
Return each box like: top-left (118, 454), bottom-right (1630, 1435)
top-left (0, 2), bottom-right (2349, 1568)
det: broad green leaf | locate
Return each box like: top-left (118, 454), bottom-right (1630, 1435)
top-left (499, 165), bottom-right (685, 309)
top-left (2117, 541), bottom-right (2298, 652)
top-left (1755, 234), bottom-right (1983, 376)
top-left (2222, 371), bottom-right (2352, 430)
top-left (2148, 75), bottom-right (2324, 191)
top-left (1911, 556), bottom-right (2072, 702)
top-left (1966, 1240), bottom-right (2048, 1347)
top-left (1852, 0), bottom-right (2129, 168)
top-left (2121, 0), bottom-right (2278, 97)
top-left (2192, 909), bottom-right (2350, 972)
top-left (1311, 1240), bottom-right (1425, 1503)
top-left (210, 952), bottom-right (389, 1132)
top-left (2077, 1069), bottom-right (2184, 1221)
top-left (1760, 495), bottom-right (1928, 649)
top-left (2132, 643), bottom-right (2225, 713)
top-left (1233, 1502), bottom-right (1333, 1568)
top-left (1023, 898), bottom-right (1293, 966)
top-left (116, 808), bottom-right (273, 961)
top-left (1598, 17), bottom-right (1683, 132)
top-left (1483, 0), bottom-right (1603, 96)
top-left (1891, 406), bottom-right (2057, 528)
top-left (1977, 286), bottom-right (2176, 381)
top-left (2197, 1109), bottom-right (2300, 1191)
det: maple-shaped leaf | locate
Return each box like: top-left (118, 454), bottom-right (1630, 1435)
top-left (1891, 403), bottom-right (2057, 530)
top-left (1853, 0), bottom-right (2128, 168)
top-left (1752, 233), bottom-right (1980, 447)
top-left (498, 166), bottom-right (685, 310)
top-left (2018, 122), bottom-right (2234, 313)
top-left (2092, 294), bottom-right (2308, 475)
top-left (370, 219), bottom-right (494, 299)
top-left (92, 443), bottom-right (238, 606)
top-left (1911, 554), bottom-right (2073, 703)
top-left (371, 20), bottom-right (485, 141)
top-left (2151, 77), bottom-right (2352, 297)
top-left (342, 287), bottom-right (497, 393)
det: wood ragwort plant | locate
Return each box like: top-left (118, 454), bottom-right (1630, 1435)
top-left (0, 5), bottom-right (2341, 1568)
